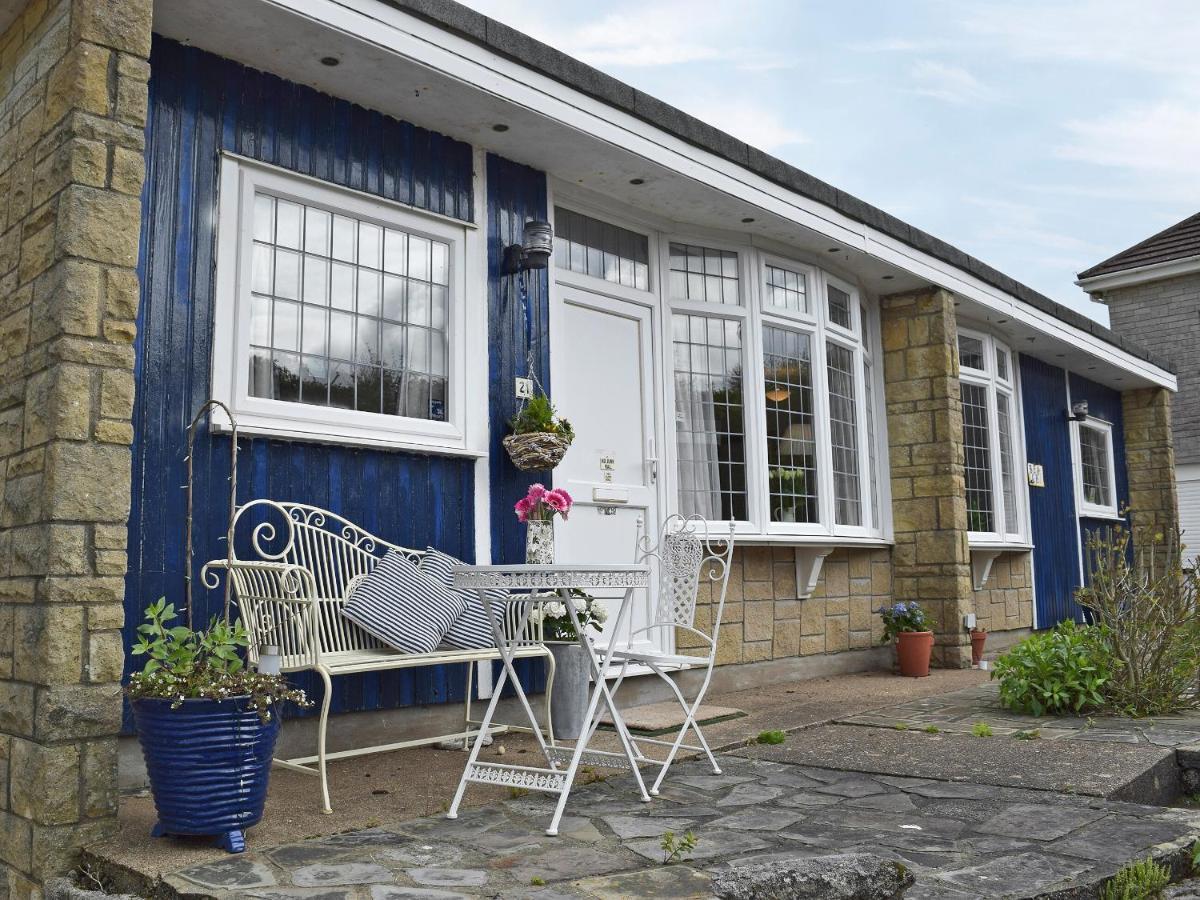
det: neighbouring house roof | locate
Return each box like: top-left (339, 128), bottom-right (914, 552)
top-left (382, 0), bottom-right (1168, 373)
top-left (1078, 212), bottom-right (1200, 281)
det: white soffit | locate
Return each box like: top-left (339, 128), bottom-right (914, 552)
top-left (152, 0), bottom-right (1175, 392)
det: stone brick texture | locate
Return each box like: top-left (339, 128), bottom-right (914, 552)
top-left (681, 546), bottom-right (891, 666)
top-left (880, 288), bottom-right (975, 667)
top-left (1121, 385), bottom-right (1180, 547)
top-left (1105, 274), bottom-right (1200, 464)
top-left (0, 0), bottom-right (151, 892)
top-left (971, 551), bottom-right (1034, 634)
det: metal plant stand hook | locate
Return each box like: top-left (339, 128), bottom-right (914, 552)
top-left (184, 399), bottom-right (240, 626)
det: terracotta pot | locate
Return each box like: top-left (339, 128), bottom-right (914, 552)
top-left (971, 630), bottom-right (988, 666)
top-left (895, 631), bottom-right (934, 677)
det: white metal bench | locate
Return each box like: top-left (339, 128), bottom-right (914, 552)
top-left (203, 499), bottom-right (555, 814)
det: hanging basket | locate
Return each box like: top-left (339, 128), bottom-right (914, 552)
top-left (503, 431), bottom-right (572, 471)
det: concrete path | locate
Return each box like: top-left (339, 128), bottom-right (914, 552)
top-left (130, 753), bottom-right (1200, 900)
top-left (841, 682), bottom-right (1200, 748)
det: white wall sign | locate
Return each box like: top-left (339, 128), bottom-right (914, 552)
top-left (1027, 463), bottom-right (1045, 488)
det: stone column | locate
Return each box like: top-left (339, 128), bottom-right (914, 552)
top-left (0, 0), bottom-right (150, 893)
top-left (1122, 386), bottom-right (1180, 550)
top-left (880, 288), bottom-right (973, 668)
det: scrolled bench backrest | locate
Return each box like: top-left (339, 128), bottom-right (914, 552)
top-left (230, 500), bottom-right (424, 657)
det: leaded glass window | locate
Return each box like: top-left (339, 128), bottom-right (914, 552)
top-left (826, 342), bottom-right (861, 527)
top-left (669, 242), bottom-right (739, 305)
top-left (554, 207), bottom-right (649, 290)
top-left (673, 314), bottom-right (747, 520)
top-left (248, 193), bottom-right (449, 421)
top-left (763, 326), bottom-right (817, 523)
top-left (962, 381), bottom-right (995, 533)
top-left (1079, 423), bottom-right (1113, 509)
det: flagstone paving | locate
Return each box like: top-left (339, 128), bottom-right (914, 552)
top-left (151, 754), bottom-right (1200, 900)
top-left (839, 682), bottom-right (1200, 747)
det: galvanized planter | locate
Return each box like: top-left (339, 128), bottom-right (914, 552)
top-left (132, 696), bottom-right (280, 853)
top-left (547, 642), bottom-right (590, 740)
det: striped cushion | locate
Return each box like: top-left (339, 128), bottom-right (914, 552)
top-left (342, 550), bottom-right (466, 654)
top-left (420, 547), bottom-right (503, 650)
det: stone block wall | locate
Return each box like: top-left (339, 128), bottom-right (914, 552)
top-left (1122, 386), bottom-right (1179, 548)
top-left (0, 0), bottom-right (150, 893)
top-left (682, 547), bottom-right (891, 665)
top-left (880, 287), bottom-right (973, 667)
top-left (1105, 274), bottom-right (1200, 465)
top-left (971, 552), bottom-right (1034, 634)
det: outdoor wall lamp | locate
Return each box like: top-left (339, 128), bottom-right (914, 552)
top-left (503, 219), bottom-right (554, 273)
top-left (1068, 401), bottom-right (1089, 422)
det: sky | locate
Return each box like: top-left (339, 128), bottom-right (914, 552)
top-left (459, 0), bottom-right (1200, 324)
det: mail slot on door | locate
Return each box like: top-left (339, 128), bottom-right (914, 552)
top-left (592, 486), bottom-right (629, 504)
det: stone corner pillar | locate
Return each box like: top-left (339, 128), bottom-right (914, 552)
top-left (0, 0), bottom-right (152, 894)
top-left (1121, 386), bottom-right (1179, 550)
top-left (880, 288), bottom-right (973, 668)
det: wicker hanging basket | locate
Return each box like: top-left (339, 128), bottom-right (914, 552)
top-left (503, 431), bottom-right (572, 471)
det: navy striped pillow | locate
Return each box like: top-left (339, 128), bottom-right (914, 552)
top-left (420, 548), bottom-right (503, 650)
top-left (342, 550), bottom-right (466, 654)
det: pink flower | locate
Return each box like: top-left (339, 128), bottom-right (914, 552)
top-left (526, 483), bottom-right (547, 503)
top-left (514, 496), bottom-right (534, 523)
top-left (544, 488), bottom-right (573, 520)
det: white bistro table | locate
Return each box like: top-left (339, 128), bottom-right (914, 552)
top-left (446, 563), bottom-right (652, 835)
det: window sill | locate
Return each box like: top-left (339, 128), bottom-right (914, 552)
top-left (967, 540), bottom-right (1033, 552)
top-left (733, 533), bottom-right (893, 548)
top-left (212, 420), bottom-right (487, 459)
top-left (1078, 509), bottom-right (1123, 523)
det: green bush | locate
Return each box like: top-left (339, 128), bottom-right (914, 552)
top-left (991, 620), bottom-right (1111, 716)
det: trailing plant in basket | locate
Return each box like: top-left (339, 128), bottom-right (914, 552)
top-left (126, 598), bottom-right (310, 722)
top-left (509, 393), bottom-right (574, 442)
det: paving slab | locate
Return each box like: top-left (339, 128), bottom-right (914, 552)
top-left (599, 701), bottom-right (745, 734)
top-left (129, 755), bottom-right (1200, 900)
top-left (735, 722), bottom-right (1181, 801)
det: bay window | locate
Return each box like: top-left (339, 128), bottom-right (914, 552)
top-left (958, 331), bottom-right (1027, 544)
top-left (668, 241), bottom-right (886, 540)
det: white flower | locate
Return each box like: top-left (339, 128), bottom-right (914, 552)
top-left (590, 604), bottom-right (609, 624)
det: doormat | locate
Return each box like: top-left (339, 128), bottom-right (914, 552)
top-left (599, 702), bottom-right (746, 736)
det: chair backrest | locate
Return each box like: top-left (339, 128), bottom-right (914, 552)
top-left (637, 515), bottom-right (735, 637)
top-left (228, 500), bottom-right (424, 656)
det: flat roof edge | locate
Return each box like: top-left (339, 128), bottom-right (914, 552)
top-left (379, 0), bottom-right (1167, 373)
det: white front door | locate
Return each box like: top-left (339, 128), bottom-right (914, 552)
top-left (552, 284), bottom-right (664, 655)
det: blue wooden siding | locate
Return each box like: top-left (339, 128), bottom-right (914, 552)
top-left (126, 38), bottom-right (478, 728)
top-left (485, 154), bottom-right (551, 692)
top-left (1019, 354), bottom-right (1083, 627)
top-left (1069, 373), bottom-right (1130, 577)
top-left (1019, 356), bottom-right (1132, 627)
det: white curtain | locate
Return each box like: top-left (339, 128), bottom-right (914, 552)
top-left (675, 374), bottom-right (721, 519)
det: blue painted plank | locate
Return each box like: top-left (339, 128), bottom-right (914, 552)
top-left (126, 38), bottom-right (480, 729)
top-left (1019, 354), bottom-right (1083, 627)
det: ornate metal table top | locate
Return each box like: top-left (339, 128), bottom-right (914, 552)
top-left (451, 563), bottom-right (649, 591)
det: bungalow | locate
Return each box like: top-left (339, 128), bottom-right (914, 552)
top-left (0, 0), bottom-right (1179, 890)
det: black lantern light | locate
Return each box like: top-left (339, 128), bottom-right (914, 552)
top-left (503, 219), bottom-right (554, 273)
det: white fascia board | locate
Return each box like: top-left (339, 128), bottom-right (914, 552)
top-left (1076, 254), bottom-right (1200, 296)
top-left (276, 0), bottom-right (1175, 390)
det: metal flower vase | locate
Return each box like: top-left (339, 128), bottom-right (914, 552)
top-left (548, 642), bottom-right (589, 740)
top-left (526, 520), bottom-right (555, 564)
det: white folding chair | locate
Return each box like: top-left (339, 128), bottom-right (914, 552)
top-left (607, 514), bottom-right (735, 795)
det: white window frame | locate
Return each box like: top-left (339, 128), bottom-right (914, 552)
top-left (958, 328), bottom-right (1030, 547)
top-left (656, 231), bottom-right (888, 542)
top-left (1072, 416), bottom-right (1120, 520)
top-left (211, 154), bottom-right (478, 454)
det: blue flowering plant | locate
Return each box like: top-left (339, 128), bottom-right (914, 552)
top-left (879, 601), bottom-right (930, 643)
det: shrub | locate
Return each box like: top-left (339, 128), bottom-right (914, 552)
top-left (991, 620), bottom-right (1111, 716)
top-left (1099, 856), bottom-right (1169, 900)
top-left (1078, 523), bottom-right (1200, 717)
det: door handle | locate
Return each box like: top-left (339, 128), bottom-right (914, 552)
top-left (646, 438), bottom-right (658, 484)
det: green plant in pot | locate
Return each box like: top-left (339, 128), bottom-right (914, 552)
top-left (127, 599), bottom-right (310, 853)
top-left (879, 601), bottom-right (934, 677)
top-left (531, 590), bottom-right (607, 740)
top-left (503, 392), bottom-right (575, 471)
